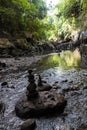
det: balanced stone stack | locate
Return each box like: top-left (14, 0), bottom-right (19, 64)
top-left (26, 70), bottom-right (38, 100)
top-left (15, 69), bottom-right (67, 119)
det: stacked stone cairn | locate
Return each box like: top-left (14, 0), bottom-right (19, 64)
top-left (15, 69), bottom-right (67, 120)
top-left (27, 70), bottom-right (38, 100)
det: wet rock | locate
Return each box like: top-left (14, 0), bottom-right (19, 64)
top-left (1, 82), bottom-right (14, 89)
top-left (1, 82), bottom-right (9, 89)
top-left (0, 62), bottom-right (6, 68)
top-left (15, 91), bottom-right (67, 118)
top-left (1, 81), bottom-right (8, 86)
top-left (0, 101), bottom-right (5, 114)
top-left (21, 119), bottom-right (36, 130)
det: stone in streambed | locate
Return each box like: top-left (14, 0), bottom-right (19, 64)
top-left (0, 101), bottom-right (5, 114)
top-left (37, 75), bottom-right (52, 91)
top-left (1, 81), bottom-right (9, 88)
top-left (21, 119), bottom-right (36, 130)
top-left (15, 91), bottom-right (67, 118)
top-left (1, 81), bottom-right (8, 86)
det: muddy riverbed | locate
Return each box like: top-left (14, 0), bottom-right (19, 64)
top-left (0, 54), bottom-right (87, 130)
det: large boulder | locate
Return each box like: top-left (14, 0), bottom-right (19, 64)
top-left (15, 91), bottom-right (67, 118)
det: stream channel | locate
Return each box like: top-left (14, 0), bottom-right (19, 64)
top-left (0, 51), bottom-right (87, 130)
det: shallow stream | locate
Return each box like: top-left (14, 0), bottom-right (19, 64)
top-left (0, 52), bottom-right (87, 130)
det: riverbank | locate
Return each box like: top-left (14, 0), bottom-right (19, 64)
top-left (0, 53), bottom-right (87, 130)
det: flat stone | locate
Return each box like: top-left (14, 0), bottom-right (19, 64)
top-left (21, 119), bottom-right (36, 130)
top-left (15, 91), bottom-right (67, 118)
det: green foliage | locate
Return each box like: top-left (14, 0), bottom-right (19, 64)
top-left (61, 0), bottom-right (81, 18)
top-left (0, 0), bottom-right (48, 41)
top-left (54, 0), bottom-right (87, 39)
top-left (1, 0), bottom-right (87, 43)
top-left (82, 0), bottom-right (87, 13)
top-left (31, 0), bottom-right (47, 19)
top-left (0, 0), bottom-right (26, 33)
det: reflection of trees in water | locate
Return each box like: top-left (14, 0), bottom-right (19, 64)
top-left (34, 49), bottom-right (81, 71)
top-left (60, 48), bottom-right (81, 67)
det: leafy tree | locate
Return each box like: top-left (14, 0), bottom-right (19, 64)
top-left (31, 0), bottom-right (47, 19)
top-left (0, 0), bottom-right (26, 33)
top-left (54, 0), bottom-right (87, 39)
top-left (0, 0), bottom-right (48, 41)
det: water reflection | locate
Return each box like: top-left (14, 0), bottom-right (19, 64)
top-left (32, 48), bottom-right (81, 71)
top-left (60, 48), bottom-right (81, 68)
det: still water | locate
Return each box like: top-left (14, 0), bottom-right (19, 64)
top-left (31, 48), bottom-right (81, 72)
